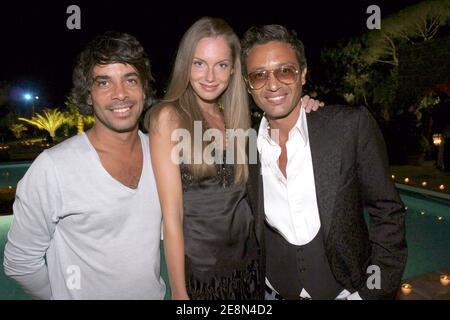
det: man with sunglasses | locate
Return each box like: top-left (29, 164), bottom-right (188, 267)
top-left (242, 25), bottom-right (407, 300)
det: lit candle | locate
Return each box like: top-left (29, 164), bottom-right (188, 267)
top-left (439, 185), bottom-right (445, 191)
top-left (401, 283), bottom-right (412, 295)
top-left (421, 181), bottom-right (427, 187)
top-left (438, 216), bottom-right (443, 221)
top-left (404, 178), bottom-right (410, 183)
top-left (440, 275), bottom-right (450, 286)
top-left (392, 175), bottom-right (395, 180)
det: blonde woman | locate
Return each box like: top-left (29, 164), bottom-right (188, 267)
top-left (149, 17), bottom-right (320, 300)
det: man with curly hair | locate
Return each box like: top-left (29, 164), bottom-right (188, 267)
top-left (3, 32), bottom-right (166, 299)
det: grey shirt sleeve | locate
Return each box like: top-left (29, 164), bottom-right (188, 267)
top-left (3, 151), bottom-right (61, 299)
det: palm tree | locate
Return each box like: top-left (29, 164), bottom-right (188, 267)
top-left (19, 109), bottom-right (67, 143)
top-left (9, 123), bottom-right (28, 139)
top-left (64, 96), bottom-right (95, 134)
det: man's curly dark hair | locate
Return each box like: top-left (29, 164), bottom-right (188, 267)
top-left (71, 31), bottom-right (155, 115)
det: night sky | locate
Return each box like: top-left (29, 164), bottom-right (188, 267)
top-left (1, 0), bottom-right (424, 110)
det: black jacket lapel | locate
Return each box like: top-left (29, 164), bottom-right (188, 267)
top-left (247, 156), bottom-right (265, 246)
top-left (306, 110), bottom-right (341, 238)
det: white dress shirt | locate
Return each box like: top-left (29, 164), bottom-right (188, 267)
top-left (257, 107), bottom-right (320, 246)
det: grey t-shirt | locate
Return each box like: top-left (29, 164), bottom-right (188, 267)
top-left (4, 131), bottom-right (166, 299)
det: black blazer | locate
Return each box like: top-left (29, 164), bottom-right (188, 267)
top-left (247, 105), bottom-right (407, 300)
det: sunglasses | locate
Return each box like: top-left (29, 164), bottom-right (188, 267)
top-left (246, 65), bottom-right (300, 90)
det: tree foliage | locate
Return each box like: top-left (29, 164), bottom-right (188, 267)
top-left (63, 96), bottom-right (94, 134)
top-left (318, 0), bottom-right (450, 120)
top-left (363, 0), bottom-right (450, 66)
top-left (19, 109), bottom-right (66, 141)
top-left (9, 123), bottom-right (27, 139)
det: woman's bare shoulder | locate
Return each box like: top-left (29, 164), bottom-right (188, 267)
top-left (146, 102), bottom-right (180, 133)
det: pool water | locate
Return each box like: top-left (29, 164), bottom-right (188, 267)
top-left (0, 215), bottom-right (29, 299)
top-left (398, 190), bottom-right (450, 279)
top-left (0, 162), bottom-right (31, 189)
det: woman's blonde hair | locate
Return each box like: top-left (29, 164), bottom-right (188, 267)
top-left (156, 16), bottom-right (250, 184)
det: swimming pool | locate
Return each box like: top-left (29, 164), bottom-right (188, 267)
top-left (0, 162), bottom-right (32, 189)
top-left (0, 162), bottom-right (449, 299)
top-left (398, 189), bottom-right (450, 279)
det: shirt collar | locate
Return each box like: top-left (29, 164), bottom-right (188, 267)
top-left (257, 103), bottom-right (309, 150)
top-left (293, 106), bottom-right (309, 147)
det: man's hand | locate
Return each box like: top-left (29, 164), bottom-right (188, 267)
top-left (302, 95), bottom-right (325, 113)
